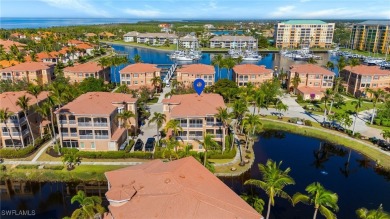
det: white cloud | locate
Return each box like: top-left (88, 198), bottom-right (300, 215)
top-left (40, 0), bottom-right (110, 17)
top-left (271, 6), bottom-right (296, 17)
top-left (123, 9), bottom-right (162, 18)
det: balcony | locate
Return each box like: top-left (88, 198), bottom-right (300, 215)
top-left (189, 135), bottom-right (203, 140)
top-left (180, 123), bottom-right (188, 128)
top-left (189, 124), bottom-right (203, 128)
top-left (79, 135), bottom-right (94, 139)
top-left (94, 123), bottom-right (108, 127)
top-left (2, 132), bottom-right (9, 136)
top-left (59, 120), bottom-right (67, 124)
top-left (70, 133), bottom-right (78, 137)
top-left (79, 122), bottom-right (93, 127)
top-left (215, 134), bottom-right (223, 138)
top-left (206, 122), bottom-right (223, 127)
top-left (12, 132), bottom-right (19, 136)
top-left (62, 133), bottom-right (69, 137)
top-left (69, 120), bottom-right (76, 124)
top-left (95, 135), bottom-right (109, 139)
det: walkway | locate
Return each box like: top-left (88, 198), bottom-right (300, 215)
top-left (31, 138), bottom-right (58, 162)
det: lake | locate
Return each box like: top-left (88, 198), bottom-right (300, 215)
top-left (109, 44), bottom-right (340, 83)
top-left (1, 132), bottom-right (389, 218)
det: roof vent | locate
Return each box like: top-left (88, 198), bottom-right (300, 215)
top-left (179, 174), bottom-right (185, 179)
top-left (164, 178), bottom-right (171, 184)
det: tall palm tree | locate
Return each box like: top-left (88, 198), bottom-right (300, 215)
top-left (326, 61), bottom-right (335, 71)
top-left (70, 190), bottom-right (105, 219)
top-left (223, 57), bottom-right (236, 80)
top-left (254, 89), bottom-right (267, 115)
top-left (215, 107), bottom-right (230, 151)
top-left (367, 88), bottom-right (385, 124)
top-left (161, 137), bottom-right (179, 160)
top-left (346, 58), bottom-right (360, 91)
top-left (0, 108), bottom-right (16, 149)
top-left (211, 54), bottom-right (224, 80)
top-left (245, 160), bottom-right (295, 219)
top-left (150, 76), bottom-right (162, 94)
top-left (97, 57), bottom-right (110, 81)
top-left (356, 204), bottom-right (390, 219)
top-left (133, 54), bottom-right (142, 63)
top-left (293, 182), bottom-right (339, 219)
top-left (164, 119), bottom-right (183, 139)
top-left (194, 134), bottom-right (219, 166)
top-left (116, 110), bottom-right (136, 137)
top-left (232, 99), bottom-right (248, 134)
top-left (16, 95), bottom-right (35, 147)
top-left (35, 102), bottom-right (51, 138)
top-left (291, 74), bottom-right (301, 93)
top-left (148, 112), bottom-right (166, 146)
top-left (27, 85), bottom-right (42, 106)
top-left (322, 89), bottom-right (334, 120)
top-left (242, 114), bottom-right (262, 149)
top-left (351, 97), bottom-right (363, 135)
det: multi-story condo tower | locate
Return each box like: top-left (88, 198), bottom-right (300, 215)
top-left (175, 64), bottom-right (215, 87)
top-left (0, 62), bottom-right (54, 85)
top-left (63, 61), bottom-right (110, 83)
top-left (274, 20), bottom-right (335, 48)
top-left (55, 92), bottom-right (138, 151)
top-left (233, 64), bottom-right (273, 87)
top-left (119, 63), bottom-right (161, 89)
top-left (350, 21), bottom-right (390, 54)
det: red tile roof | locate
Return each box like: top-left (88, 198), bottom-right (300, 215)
top-left (290, 64), bottom-right (334, 76)
top-left (0, 39), bottom-right (26, 51)
top-left (179, 64), bottom-right (215, 75)
top-left (0, 91), bottom-right (49, 113)
top-left (76, 43), bottom-right (94, 50)
top-left (120, 63), bottom-right (160, 74)
top-left (64, 62), bottom-right (102, 73)
top-left (233, 64), bottom-right (273, 75)
top-left (344, 65), bottom-right (390, 76)
top-left (104, 157), bottom-right (261, 219)
top-left (68, 39), bottom-right (85, 45)
top-left (0, 62), bottom-right (51, 72)
top-left (297, 86), bottom-right (325, 95)
top-left (55, 92), bottom-right (137, 115)
top-left (162, 93), bottom-right (225, 117)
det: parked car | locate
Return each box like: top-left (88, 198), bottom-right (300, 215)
top-left (145, 138), bottom-right (156, 152)
top-left (134, 139), bottom-right (144, 151)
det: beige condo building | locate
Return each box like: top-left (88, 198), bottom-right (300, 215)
top-left (175, 64), bottom-right (215, 87)
top-left (119, 63), bottom-right (161, 89)
top-left (55, 92), bottom-right (138, 151)
top-left (232, 64), bottom-right (273, 87)
top-left (0, 62), bottom-right (54, 85)
top-left (275, 20), bottom-right (335, 48)
top-left (350, 20), bottom-right (390, 54)
top-left (63, 61), bottom-right (110, 83)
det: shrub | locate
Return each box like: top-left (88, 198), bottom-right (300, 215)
top-left (0, 165), bottom-right (6, 171)
top-left (76, 151), bottom-right (153, 159)
top-left (60, 148), bottom-right (79, 154)
top-left (124, 140), bottom-right (135, 153)
top-left (16, 165), bottom-right (39, 169)
top-left (43, 165), bottom-right (64, 170)
top-left (374, 118), bottom-right (381, 125)
top-left (354, 132), bottom-right (362, 138)
top-left (208, 147), bottom-right (236, 159)
top-left (0, 146), bottom-right (35, 158)
top-left (304, 120), bottom-right (312, 126)
top-left (296, 94), bottom-right (304, 103)
top-left (381, 119), bottom-right (390, 127)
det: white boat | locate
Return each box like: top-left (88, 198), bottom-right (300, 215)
top-left (364, 58), bottom-right (385, 66)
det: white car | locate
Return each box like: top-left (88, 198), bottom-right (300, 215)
top-left (166, 83), bottom-right (170, 87)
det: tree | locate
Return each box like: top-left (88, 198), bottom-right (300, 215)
top-left (254, 89), bottom-right (267, 115)
top-left (326, 61), bottom-right (335, 71)
top-left (351, 97), bottom-right (363, 135)
top-left (215, 107), bottom-right (230, 151)
top-left (164, 119), bottom-right (183, 139)
top-left (133, 54), bottom-right (142, 63)
top-left (194, 134), bottom-right (220, 166)
top-left (275, 100), bottom-right (288, 117)
top-left (150, 76), bottom-right (162, 94)
top-left (62, 149), bottom-right (79, 169)
top-left (0, 108), bottom-right (16, 149)
top-left (148, 112), bottom-right (166, 146)
top-left (307, 57), bottom-right (318, 64)
top-left (35, 102), bottom-right (51, 138)
top-left (161, 137), bottom-right (179, 160)
top-left (70, 191), bottom-right (105, 219)
top-left (97, 57), bottom-right (110, 81)
top-left (16, 95), bottom-right (35, 147)
top-left (222, 57), bottom-right (236, 80)
top-left (241, 193), bottom-right (265, 214)
top-left (367, 88), bottom-right (385, 124)
top-left (293, 182), bottom-right (339, 219)
top-left (116, 110), bottom-right (136, 137)
top-left (232, 99), bottom-right (248, 133)
top-left (212, 54), bottom-right (224, 80)
top-left (291, 74), bottom-right (301, 93)
top-left (322, 89), bottom-right (334, 119)
top-left (242, 114), bottom-right (262, 149)
top-left (245, 160), bottom-right (295, 219)
top-left (382, 130), bottom-right (390, 142)
top-left (27, 85), bottom-right (42, 107)
top-left (78, 77), bottom-right (106, 93)
top-left (356, 204), bottom-right (390, 219)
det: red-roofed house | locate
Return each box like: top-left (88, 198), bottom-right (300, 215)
top-left (64, 61), bottom-right (110, 83)
top-left (176, 64), bottom-right (215, 87)
top-left (0, 40), bottom-right (26, 52)
top-left (76, 43), bottom-right (95, 56)
top-left (339, 65), bottom-right (390, 97)
top-left (162, 93), bottom-right (226, 151)
top-left (233, 64), bottom-right (273, 87)
top-left (0, 62), bottom-right (54, 85)
top-left (10, 32), bottom-right (27, 39)
top-left (104, 157), bottom-right (262, 219)
top-left (55, 92), bottom-right (138, 151)
top-left (287, 64), bottom-right (335, 100)
top-left (0, 91), bottom-right (49, 148)
top-left (119, 63), bottom-right (161, 89)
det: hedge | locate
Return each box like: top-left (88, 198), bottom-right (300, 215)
top-left (124, 140), bottom-right (135, 153)
top-left (77, 151), bottom-right (153, 159)
top-left (16, 165), bottom-right (39, 169)
top-left (43, 165), bottom-right (64, 170)
top-left (0, 146), bottom-right (35, 158)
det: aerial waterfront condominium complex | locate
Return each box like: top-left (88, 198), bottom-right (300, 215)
top-left (55, 92), bottom-right (138, 151)
top-left (339, 65), bottom-right (390, 97)
top-left (63, 61), bottom-right (110, 83)
top-left (0, 91), bottom-right (49, 148)
top-left (175, 64), bottom-right (215, 87)
top-left (123, 32), bottom-right (178, 45)
top-left (350, 20), bottom-right (390, 54)
top-left (274, 20), bottom-right (335, 48)
top-left (287, 64), bottom-right (335, 100)
top-left (232, 64), bottom-right (273, 87)
top-left (119, 63), bottom-right (161, 89)
top-left (162, 94), bottom-right (226, 151)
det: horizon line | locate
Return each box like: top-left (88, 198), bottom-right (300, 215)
top-left (1, 17), bottom-right (390, 20)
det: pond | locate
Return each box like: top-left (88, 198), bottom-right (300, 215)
top-left (221, 131), bottom-right (390, 219)
top-left (109, 44), bottom-right (340, 83)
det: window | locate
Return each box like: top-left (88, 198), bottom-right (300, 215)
top-left (314, 82), bottom-right (319, 86)
top-left (91, 142), bottom-right (95, 149)
top-left (80, 142), bottom-right (84, 148)
top-left (134, 81), bottom-right (138, 84)
top-left (133, 73), bottom-right (138, 78)
top-left (78, 73), bottom-right (82, 77)
top-left (206, 117), bottom-right (214, 126)
top-left (251, 75), bottom-right (256, 79)
top-left (315, 75), bottom-right (320, 79)
top-left (95, 130), bottom-right (109, 139)
top-left (322, 83), bottom-right (327, 86)
top-left (118, 107), bottom-right (124, 113)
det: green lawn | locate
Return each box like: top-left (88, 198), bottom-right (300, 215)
top-left (298, 99), bottom-right (376, 115)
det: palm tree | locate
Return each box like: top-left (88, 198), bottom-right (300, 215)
top-left (70, 191), bottom-right (105, 219)
top-left (35, 102), bottom-right (51, 138)
top-left (148, 112), bottom-right (166, 146)
top-left (254, 90), bottom-right (267, 115)
top-left (307, 57), bottom-right (317, 64)
top-left (133, 54), bottom-right (142, 63)
top-left (275, 100), bottom-right (288, 117)
top-left (351, 97), bottom-right (363, 135)
top-left (242, 114), bottom-right (262, 149)
top-left (293, 182), bottom-right (339, 219)
top-left (346, 58), bottom-right (360, 91)
top-left (367, 88), bottom-right (385, 124)
top-left (161, 137), bottom-right (179, 160)
top-left (291, 74), bottom-right (301, 94)
top-left (322, 89), bottom-right (334, 120)
top-left (116, 110), bottom-right (136, 137)
top-left (150, 76), bottom-right (162, 94)
top-left (245, 160), bottom-right (295, 219)
top-left (222, 57), bottom-right (236, 80)
top-left (0, 108), bottom-right (16, 149)
top-left (382, 130), bottom-right (390, 143)
top-left (27, 85), bottom-right (42, 106)
top-left (232, 99), bottom-right (248, 134)
top-left (215, 107), bottom-right (230, 151)
top-left (194, 134), bottom-right (219, 166)
top-left (16, 95), bottom-right (35, 147)
top-left (164, 119), bottom-right (183, 139)
top-left (234, 56), bottom-right (243, 65)
top-left (356, 204), bottom-right (390, 219)
top-left (212, 54), bottom-right (224, 80)
top-left (97, 57), bottom-right (110, 81)
top-left (326, 61), bottom-right (335, 71)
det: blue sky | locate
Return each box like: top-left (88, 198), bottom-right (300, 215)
top-left (1, 0), bottom-right (390, 19)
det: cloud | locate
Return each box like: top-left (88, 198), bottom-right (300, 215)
top-left (271, 5), bottom-right (296, 17)
top-left (123, 9), bottom-right (162, 18)
top-left (40, 0), bottom-right (110, 17)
